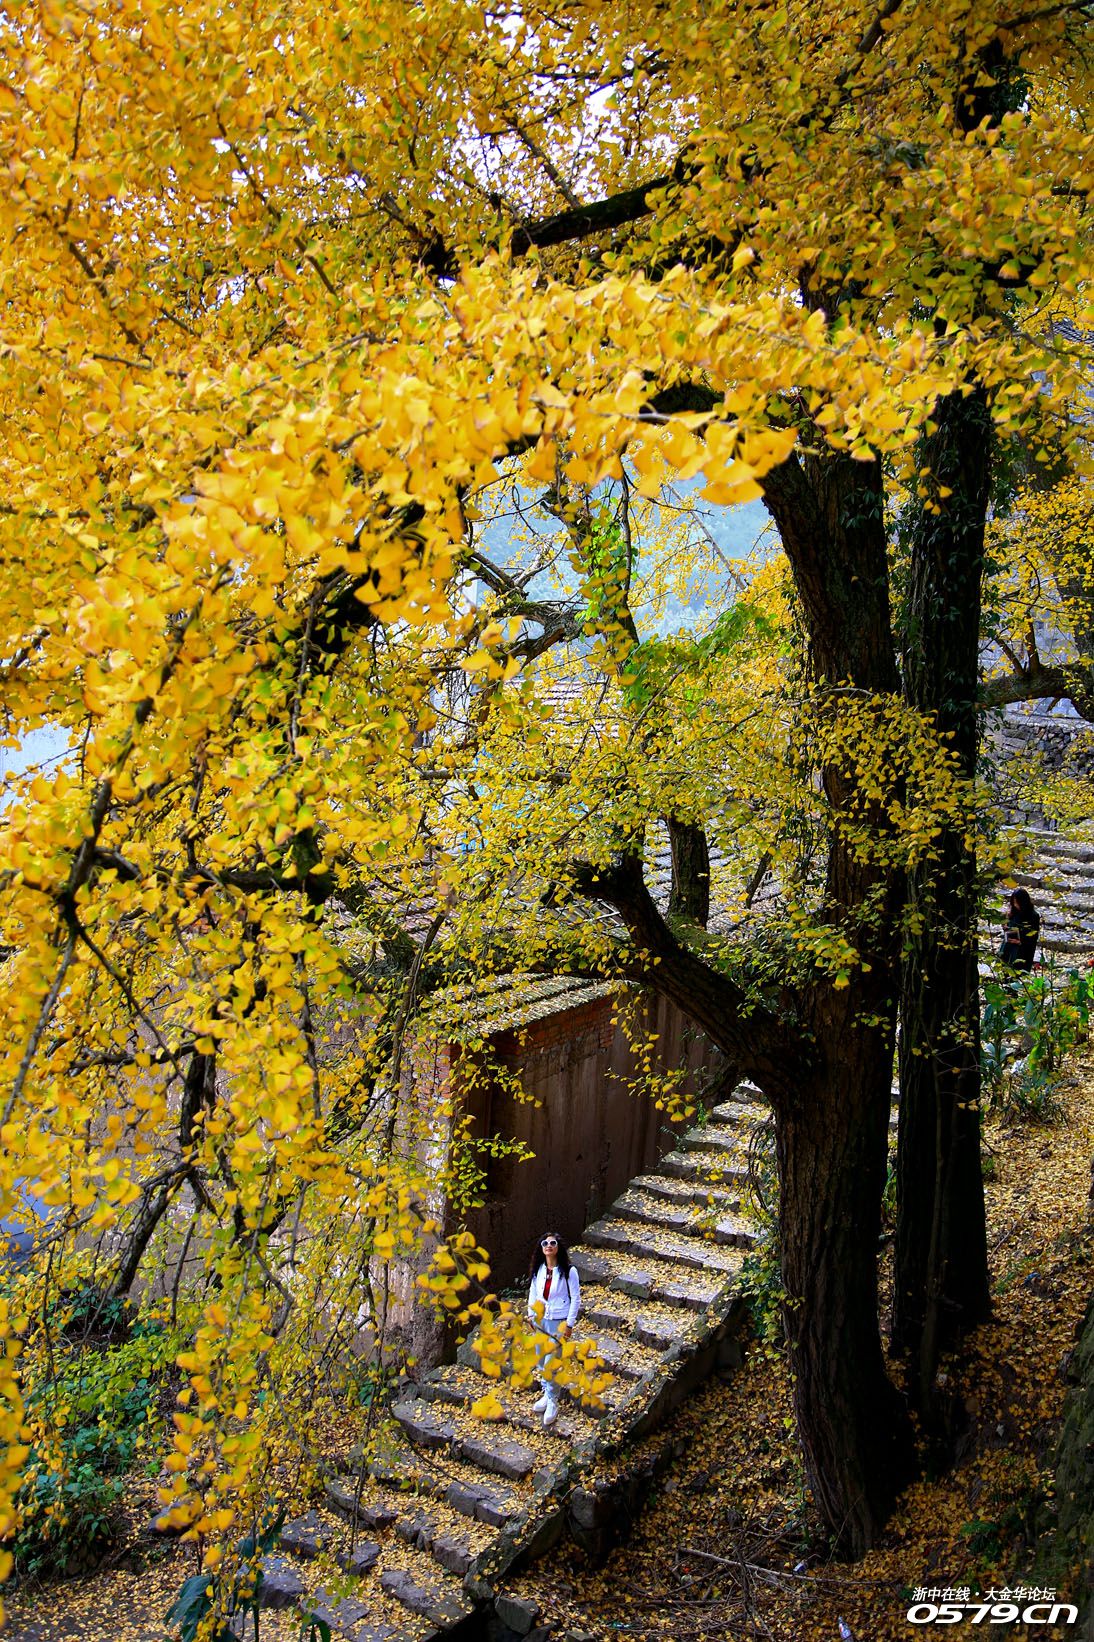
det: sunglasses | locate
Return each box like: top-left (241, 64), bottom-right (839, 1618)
top-left (541, 1237), bottom-right (558, 1247)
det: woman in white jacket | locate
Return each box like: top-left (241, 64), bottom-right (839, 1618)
top-left (527, 1231), bottom-right (581, 1428)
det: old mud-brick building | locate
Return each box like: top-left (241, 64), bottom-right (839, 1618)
top-left (384, 973), bottom-right (727, 1364)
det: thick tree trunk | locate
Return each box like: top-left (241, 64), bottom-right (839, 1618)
top-left (760, 444), bottom-right (916, 1551)
top-left (779, 988), bottom-right (915, 1555)
top-left (895, 388), bottom-right (993, 1389)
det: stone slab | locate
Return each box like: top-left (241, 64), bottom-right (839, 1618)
top-left (431, 1529), bottom-right (475, 1575)
top-left (279, 1512), bottom-right (336, 1560)
top-left (475, 1486), bottom-right (517, 1527)
top-left (359, 1496), bottom-right (401, 1530)
top-left (495, 1592), bottom-right (541, 1635)
top-left (568, 1250), bottom-right (613, 1283)
top-left (379, 1567), bottom-right (472, 1627)
top-left (369, 1449), bottom-right (431, 1488)
top-left (307, 1592), bottom-right (376, 1636)
top-left (458, 1431), bottom-right (536, 1481)
top-left (634, 1315), bottom-right (684, 1352)
top-left (336, 1539), bottom-right (382, 1576)
top-left (656, 1279), bottom-right (718, 1312)
top-left (394, 1507), bottom-right (435, 1550)
top-left (391, 1401), bottom-right (456, 1451)
top-left (610, 1271), bottom-right (654, 1300)
top-left (257, 1554), bottom-right (307, 1609)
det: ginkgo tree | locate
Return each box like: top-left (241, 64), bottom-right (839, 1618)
top-left (0, 0), bottom-right (1091, 1587)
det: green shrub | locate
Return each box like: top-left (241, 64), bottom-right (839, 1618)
top-left (14, 1312), bottom-right (179, 1580)
top-left (982, 959), bottom-right (1093, 1121)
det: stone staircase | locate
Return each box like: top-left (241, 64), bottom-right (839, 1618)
top-left (245, 834), bottom-right (1094, 1641)
top-left (252, 1087), bottom-right (767, 1641)
top-left (981, 829), bottom-right (1094, 967)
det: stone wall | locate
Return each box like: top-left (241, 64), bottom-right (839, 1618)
top-left (987, 706), bottom-right (1094, 827)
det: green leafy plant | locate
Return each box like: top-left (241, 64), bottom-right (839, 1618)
top-left (165, 1512), bottom-right (327, 1642)
top-left (982, 957), bottom-right (1093, 1120)
top-left (14, 1316), bottom-right (179, 1580)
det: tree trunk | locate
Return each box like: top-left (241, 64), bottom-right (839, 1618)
top-left (760, 443), bottom-right (916, 1551)
top-left (895, 387), bottom-right (993, 1391)
top-left (779, 987), bottom-right (915, 1556)
top-left (896, 846), bottom-right (991, 1389)
top-left (666, 817), bottom-right (710, 926)
top-left (109, 1170), bottom-right (185, 1299)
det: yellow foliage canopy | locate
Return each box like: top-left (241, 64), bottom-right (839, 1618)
top-left (0, 0), bottom-right (1090, 1596)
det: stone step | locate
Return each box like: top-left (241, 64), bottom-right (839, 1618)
top-left (1012, 846), bottom-right (1094, 864)
top-left (379, 1566), bottom-right (475, 1631)
top-left (319, 1474), bottom-right (506, 1601)
top-left (1008, 895), bottom-right (1094, 919)
top-left (657, 1148), bottom-right (749, 1187)
top-left (327, 1461), bottom-right (522, 1536)
top-left (279, 1510), bottom-right (339, 1561)
top-left (359, 1434), bottom-right (534, 1527)
top-left (570, 1241), bottom-right (738, 1311)
top-left (1021, 834), bottom-right (1094, 862)
top-left (578, 1292), bottom-right (692, 1353)
top-left (385, 1490), bottom-right (494, 1573)
top-left (576, 1326), bottom-right (663, 1380)
top-left (978, 930), bottom-right (1094, 952)
top-left (679, 1125), bottom-right (751, 1157)
top-left (336, 1464), bottom-right (519, 1536)
top-left (391, 1400), bottom-right (541, 1481)
top-left (1030, 887), bottom-right (1094, 904)
top-left (980, 906), bottom-right (1094, 930)
top-left (709, 1098), bottom-right (768, 1126)
top-left (266, 1500), bottom-right (477, 1638)
top-left (584, 1214), bottom-right (753, 1269)
top-left (630, 1172), bottom-right (742, 1214)
top-left (981, 936), bottom-right (1093, 957)
top-left (413, 1362), bottom-right (620, 1435)
top-left (982, 894), bottom-right (1094, 917)
top-left (613, 1188), bottom-right (756, 1248)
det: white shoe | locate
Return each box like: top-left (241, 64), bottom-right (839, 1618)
top-left (532, 1394), bottom-right (548, 1414)
top-left (543, 1405), bottom-right (558, 1428)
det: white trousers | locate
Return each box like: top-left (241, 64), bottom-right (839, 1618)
top-left (534, 1315), bottom-right (563, 1411)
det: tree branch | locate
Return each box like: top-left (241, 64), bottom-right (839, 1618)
top-left (980, 658), bottom-right (1094, 720)
top-left (565, 852), bottom-right (810, 1093)
top-left (420, 170), bottom-right (682, 279)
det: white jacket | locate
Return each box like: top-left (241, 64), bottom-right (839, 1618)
top-left (527, 1260), bottom-right (581, 1328)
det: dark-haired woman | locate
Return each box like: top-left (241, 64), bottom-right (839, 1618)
top-left (1001, 887), bottom-right (1040, 974)
top-left (527, 1232), bottom-right (581, 1429)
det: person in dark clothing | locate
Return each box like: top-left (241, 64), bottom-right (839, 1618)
top-left (1001, 887), bottom-right (1040, 973)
